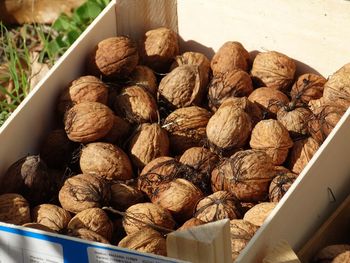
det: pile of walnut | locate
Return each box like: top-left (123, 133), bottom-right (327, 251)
top-left (1, 27), bottom-right (349, 261)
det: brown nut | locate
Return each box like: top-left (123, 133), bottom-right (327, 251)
top-left (118, 228), bottom-right (167, 256)
top-left (68, 208), bottom-right (113, 241)
top-left (290, 73), bottom-right (326, 104)
top-left (151, 178), bottom-right (203, 222)
top-left (57, 75), bottom-right (108, 115)
top-left (178, 218), bottom-right (205, 231)
top-left (80, 142), bottom-right (133, 181)
top-left (129, 123), bottom-right (169, 169)
top-left (163, 106), bottom-right (211, 154)
top-left (243, 202), bottom-right (277, 227)
top-left (102, 115), bottom-right (131, 144)
top-left (114, 85), bottom-right (158, 123)
top-left (333, 251), bottom-right (350, 263)
top-left (211, 41), bottom-right (250, 75)
top-left (211, 150), bottom-right (275, 202)
top-left (288, 137), bottom-right (320, 174)
top-left (251, 51), bottom-right (296, 91)
top-left (208, 69), bottom-right (253, 111)
top-left (32, 204), bottom-right (71, 232)
top-left (64, 101), bottom-right (114, 143)
top-left (22, 223), bottom-right (56, 233)
top-left (140, 27), bottom-right (179, 73)
top-left (129, 65), bottom-right (158, 95)
top-left (195, 191), bottom-right (241, 223)
top-left (158, 65), bottom-right (205, 109)
top-left (250, 119), bottom-right (293, 165)
top-left (110, 183), bottom-right (145, 211)
top-left (58, 174), bottom-right (111, 214)
top-left (0, 193), bottom-right (31, 225)
top-left (88, 36), bottom-right (138, 79)
top-left (308, 97), bottom-right (327, 115)
top-left (123, 202), bottom-right (175, 235)
top-left (313, 244), bottom-right (350, 263)
top-left (269, 170), bottom-right (298, 202)
top-left (68, 228), bottom-right (110, 244)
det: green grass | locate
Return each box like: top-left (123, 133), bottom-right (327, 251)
top-left (0, 0), bottom-right (110, 126)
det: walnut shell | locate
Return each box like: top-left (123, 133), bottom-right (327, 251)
top-left (68, 228), bottom-right (109, 244)
top-left (248, 87), bottom-right (290, 116)
top-left (308, 97), bottom-right (327, 115)
top-left (243, 202), bottom-right (277, 226)
top-left (58, 174), bottom-right (111, 214)
top-left (22, 223), bottom-right (56, 233)
top-left (123, 202), bottom-right (175, 235)
top-left (40, 129), bottom-right (73, 169)
top-left (0, 193), bottom-right (30, 225)
top-left (211, 150), bottom-right (275, 202)
top-left (230, 219), bottom-right (259, 261)
top-left (333, 251), bottom-right (350, 263)
top-left (195, 191), bottom-right (241, 223)
top-left (307, 103), bottom-right (346, 144)
top-left (206, 102), bottom-right (252, 153)
top-left (251, 51), bottom-right (296, 91)
top-left (129, 123), bottom-right (169, 169)
top-left (288, 137), bottom-right (320, 174)
top-left (277, 105), bottom-right (313, 137)
top-left (171, 51), bottom-right (211, 88)
top-left (1, 155), bottom-right (53, 205)
top-left (88, 36), bottom-right (138, 79)
top-left (64, 101), bottom-right (114, 143)
top-left (32, 204), bottom-right (71, 232)
top-left (313, 244), bottom-right (350, 263)
top-left (269, 171), bottom-right (298, 202)
top-left (118, 228), bottom-right (167, 256)
top-left (163, 106), bottom-right (211, 154)
top-left (110, 183), bottom-right (145, 211)
top-left (290, 73), bottom-right (326, 104)
top-left (80, 142), bottom-right (133, 181)
top-left (129, 65), bottom-right (158, 95)
top-left (323, 63), bottom-right (350, 108)
top-left (68, 208), bottom-right (113, 241)
top-left (151, 178), bottom-right (203, 222)
top-left (178, 217), bottom-right (205, 230)
top-left (208, 69), bottom-right (254, 111)
top-left (114, 85), bottom-right (158, 123)
top-left (211, 41), bottom-right (250, 75)
top-left (140, 27), bottom-right (179, 73)
top-left (179, 147), bottom-right (219, 194)
top-left (57, 75), bottom-right (108, 115)
top-left (158, 65), bottom-right (204, 109)
top-left (250, 119), bottom-right (293, 165)
top-left (102, 114), bottom-right (131, 144)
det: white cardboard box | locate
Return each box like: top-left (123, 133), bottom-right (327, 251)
top-left (1, 0), bottom-right (350, 262)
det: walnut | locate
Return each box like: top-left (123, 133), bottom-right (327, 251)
top-left (269, 171), bottom-right (298, 202)
top-left (163, 106), bottom-right (211, 154)
top-left (64, 101), bottom-right (114, 143)
top-left (118, 228), bottom-right (167, 256)
top-left (251, 51), bottom-right (296, 91)
top-left (101, 115), bottom-right (131, 144)
top-left (57, 75), bottom-right (108, 115)
top-left (313, 244), bottom-right (350, 263)
top-left (129, 65), bottom-right (158, 95)
top-left (129, 123), bottom-right (169, 169)
top-left (0, 193), bottom-right (30, 225)
top-left (243, 202), bottom-right (277, 226)
top-left (178, 218), bottom-right (205, 230)
top-left (288, 137), bottom-right (320, 174)
top-left (323, 63), bottom-right (350, 108)
top-left (68, 228), bottom-right (109, 244)
top-left (151, 178), bottom-right (203, 222)
top-left (208, 69), bottom-right (254, 111)
top-left (248, 87), bottom-right (290, 116)
top-left (114, 85), bottom-right (158, 123)
top-left (290, 73), bottom-right (326, 104)
top-left (308, 97), bottom-right (327, 115)
top-left (250, 119), bottom-right (293, 165)
top-left (140, 27), bottom-right (179, 73)
top-left (206, 101), bottom-right (252, 154)
top-left (211, 41), bottom-right (250, 75)
top-left (88, 36), bottom-right (138, 79)
top-left (22, 223), bottom-right (56, 233)
top-left (110, 183), bottom-right (145, 211)
top-left (123, 202), bottom-right (175, 235)
top-left (195, 191), bottom-right (241, 223)
top-left (158, 65), bottom-right (205, 109)
top-left (230, 219), bottom-right (259, 261)
top-left (32, 204), bottom-right (71, 232)
top-left (80, 142), bottom-right (133, 181)
top-left (68, 208), bottom-right (113, 241)
top-left (333, 251), bottom-right (350, 263)
top-left (58, 174), bottom-right (111, 214)
top-left (211, 150), bottom-right (275, 202)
